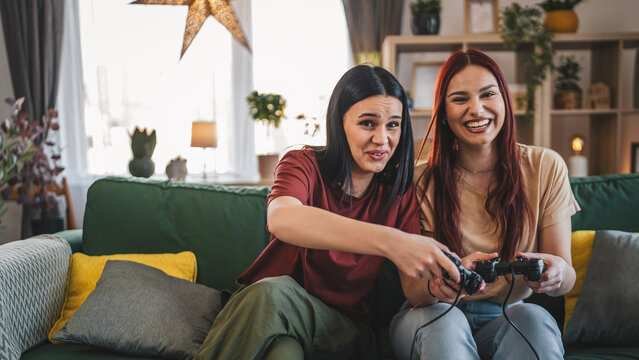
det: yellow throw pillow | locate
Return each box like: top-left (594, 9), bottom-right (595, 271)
top-left (49, 251), bottom-right (197, 343)
top-left (564, 231), bottom-right (595, 331)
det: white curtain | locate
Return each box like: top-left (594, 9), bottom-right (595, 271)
top-left (57, 0), bottom-right (91, 228)
top-left (230, 0), bottom-right (258, 181)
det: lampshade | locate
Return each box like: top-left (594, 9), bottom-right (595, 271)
top-left (190, 121), bottom-right (217, 148)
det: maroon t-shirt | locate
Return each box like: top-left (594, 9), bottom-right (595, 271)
top-left (239, 149), bottom-right (420, 319)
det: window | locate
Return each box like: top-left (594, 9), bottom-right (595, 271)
top-left (78, 0), bottom-right (350, 176)
top-left (251, 0), bottom-right (350, 153)
top-left (79, 0), bottom-right (233, 176)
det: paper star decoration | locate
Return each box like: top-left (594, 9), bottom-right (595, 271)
top-left (131, 0), bottom-right (251, 58)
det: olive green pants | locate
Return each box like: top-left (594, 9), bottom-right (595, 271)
top-left (194, 275), bottom-right (376, 360)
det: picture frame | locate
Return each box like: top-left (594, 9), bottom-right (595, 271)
top-left (411, 62), bottom-right (444, 111)
top-left (464, 0), bottom-right (499, 34)
top-left (632, 142), bottom-right (639, 173)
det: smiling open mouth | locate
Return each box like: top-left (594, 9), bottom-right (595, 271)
top-left (465, 119), bottom-right (490, 129)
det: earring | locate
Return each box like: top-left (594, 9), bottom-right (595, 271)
top-left (442, 117), bottom-right (448, 126)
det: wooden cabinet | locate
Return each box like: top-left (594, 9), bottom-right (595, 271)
top-left (382, 33), bottom-right (639, 175)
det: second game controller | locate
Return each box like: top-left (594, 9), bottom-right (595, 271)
top-left (475, 256), bottom-right (546, 283)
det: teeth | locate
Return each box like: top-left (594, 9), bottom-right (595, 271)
top-left (466, 119), bottom-right (490, 128)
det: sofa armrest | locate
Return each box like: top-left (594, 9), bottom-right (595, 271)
top-left (54, 229), bottom-right (83, 253)
top-left (0, 235), bottom-right (71, 360)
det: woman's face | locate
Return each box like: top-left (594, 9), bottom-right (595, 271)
top-left (342, 95), bottom-right (402, 177)
top-left (445, 64), bottom-right (505, 149)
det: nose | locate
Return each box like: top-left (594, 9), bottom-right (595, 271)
top-left (372, 127), bottom-right (389, 145)
top-left (469, 96), bottom-right (484, 116)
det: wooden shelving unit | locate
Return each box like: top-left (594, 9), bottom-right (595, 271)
top-left (382, 33), bottom-right (639, 175)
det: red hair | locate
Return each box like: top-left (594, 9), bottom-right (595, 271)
top-left (417, 49), bottom-right (532, 261)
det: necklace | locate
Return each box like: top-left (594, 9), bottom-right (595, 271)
top-left (456, 160), bottom-right (496, 174)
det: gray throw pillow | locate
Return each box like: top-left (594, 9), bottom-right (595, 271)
top-left (563, 230), bottom-right (639, 345)
top-left (52, 260), bottom-right (223, 360)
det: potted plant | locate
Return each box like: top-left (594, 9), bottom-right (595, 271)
top-left (128, 127), bottom-right (156, 178)
top-left (539, 0), bottom-right (583, 33)
top-left (247, 91), bottom-right (286, 180)
top-left (0, 97), bottom-right (65, 236)
top-left (0, 98), bottom-right (39, 229)
top-left (409, 0), bottom-right (441, 35)
top-left (554, 56), bottom-right (582, 109)
top-left (500, 3), bottom-right (555, 122)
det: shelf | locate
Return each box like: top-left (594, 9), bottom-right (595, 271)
top-left (550, 109), bottom-right (618, 116)
top-left (383, 32), bottom-right (639, 175)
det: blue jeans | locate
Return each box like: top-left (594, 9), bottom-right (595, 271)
top-left (389, 300), bottom-right (563, 360)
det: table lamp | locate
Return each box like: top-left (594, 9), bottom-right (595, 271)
top-left (190, 121), bottom-right (217, 179)
top-left (568, 134), bottom-right (587, 177)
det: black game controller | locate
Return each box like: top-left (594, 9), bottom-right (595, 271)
top-left (475, 256), bottom-right (546, 283)
top-left (441, 250), bottom-right (483, 295)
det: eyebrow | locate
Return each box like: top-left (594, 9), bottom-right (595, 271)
top-left (447, 84), bottom-right (497, 97)
top-left (358, 113), bottom-right (402, 120)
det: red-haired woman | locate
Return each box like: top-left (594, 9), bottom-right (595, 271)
top-left (389, 49), bottom-right (580, 360)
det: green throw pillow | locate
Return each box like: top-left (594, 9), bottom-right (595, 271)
top-left (563, 230), bottom-right (639, 345)
top-left (52, 260), bottom-right (223, 360)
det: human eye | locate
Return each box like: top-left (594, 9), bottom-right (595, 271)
top-left (387, 121), bottom-right (401, 128)
top-left (481, 91), bottom-right (497, 98)
top-left (451, 96), bottom-right (467, 103)
top-left (359, 119), bottom-right (375, 127)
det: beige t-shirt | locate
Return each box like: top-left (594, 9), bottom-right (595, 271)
top-left (415, 144), bottom-right (581, 303)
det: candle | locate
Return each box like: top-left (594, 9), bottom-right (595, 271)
top-left (568, 155), bottom-right (588, 177)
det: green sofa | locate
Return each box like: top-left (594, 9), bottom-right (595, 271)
top-left (9, 174), bottom-right (639, 359)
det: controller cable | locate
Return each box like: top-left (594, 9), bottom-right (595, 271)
top-left (502, 267), bottom-right (540, 360)
top-left (407, 269), bottom-right (541, 360)
top-left (408, 285), bottom-right (463, 360)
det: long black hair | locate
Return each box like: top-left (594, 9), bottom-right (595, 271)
top-left (314, 65), bottom-right (414, 215)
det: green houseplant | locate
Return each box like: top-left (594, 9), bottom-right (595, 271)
top-left (500, 3), bottom-right (555, 122)
top-left (554, 56), bottom-right (582, 109)
top-left (246, 91), bottom-right (286, 179)
top-left (539, 0), bottom-right (583, 33)
top-left (409, 0), bottom-right (441, 35)
top-left (246, 91), bottom-right (286, 129)
top-left (128, 127), bottom-right (156, 178)
top-left (0, 97), bottom-right (65, 235)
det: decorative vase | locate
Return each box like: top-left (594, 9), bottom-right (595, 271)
top-left (129, 157), bottom-right (155, 178)
top-left (166, 158), bottom-right (188, 181)
top-left (411, 13), bottom-right (440, 35)
top-left (554, 90), bottom-right (582, 109)
top-left (544, 10), bottom-right (579, 33)
top-left (31, 217), bottom-right (64, 236)
top-left (258, 154), bottom-right (279, 180)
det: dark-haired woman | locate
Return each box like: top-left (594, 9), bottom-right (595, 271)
top-left (195, 65), bottom-right (459, 360)
top-left (389, 49), bottom-right (580, 360)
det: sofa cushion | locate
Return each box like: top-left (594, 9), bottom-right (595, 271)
top-left (563, 231), bottom-right (639, 346)
top-left (563, 230), bottom-right (596, 330)
top-left (49, 251), bottom-right (196, 343)
top-left (52, 260), bottom-right (222, 360)
top-left (82, 177), bottom-right (271, 292)
top-left (0, 235), bottom-right (71, 360)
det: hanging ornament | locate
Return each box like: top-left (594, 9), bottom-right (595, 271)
top-left (131, 0), bottom-right (251, 58)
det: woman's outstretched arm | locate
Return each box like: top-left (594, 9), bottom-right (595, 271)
top-left (267, 195), bottom-right (460, 283)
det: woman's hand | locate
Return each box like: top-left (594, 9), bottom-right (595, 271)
top-left (428, 251), bottom-right (496, 303)
top-left (388, 233), bottom-right (461, 283)
top-left (517, 251), bottom-right (571, 295)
